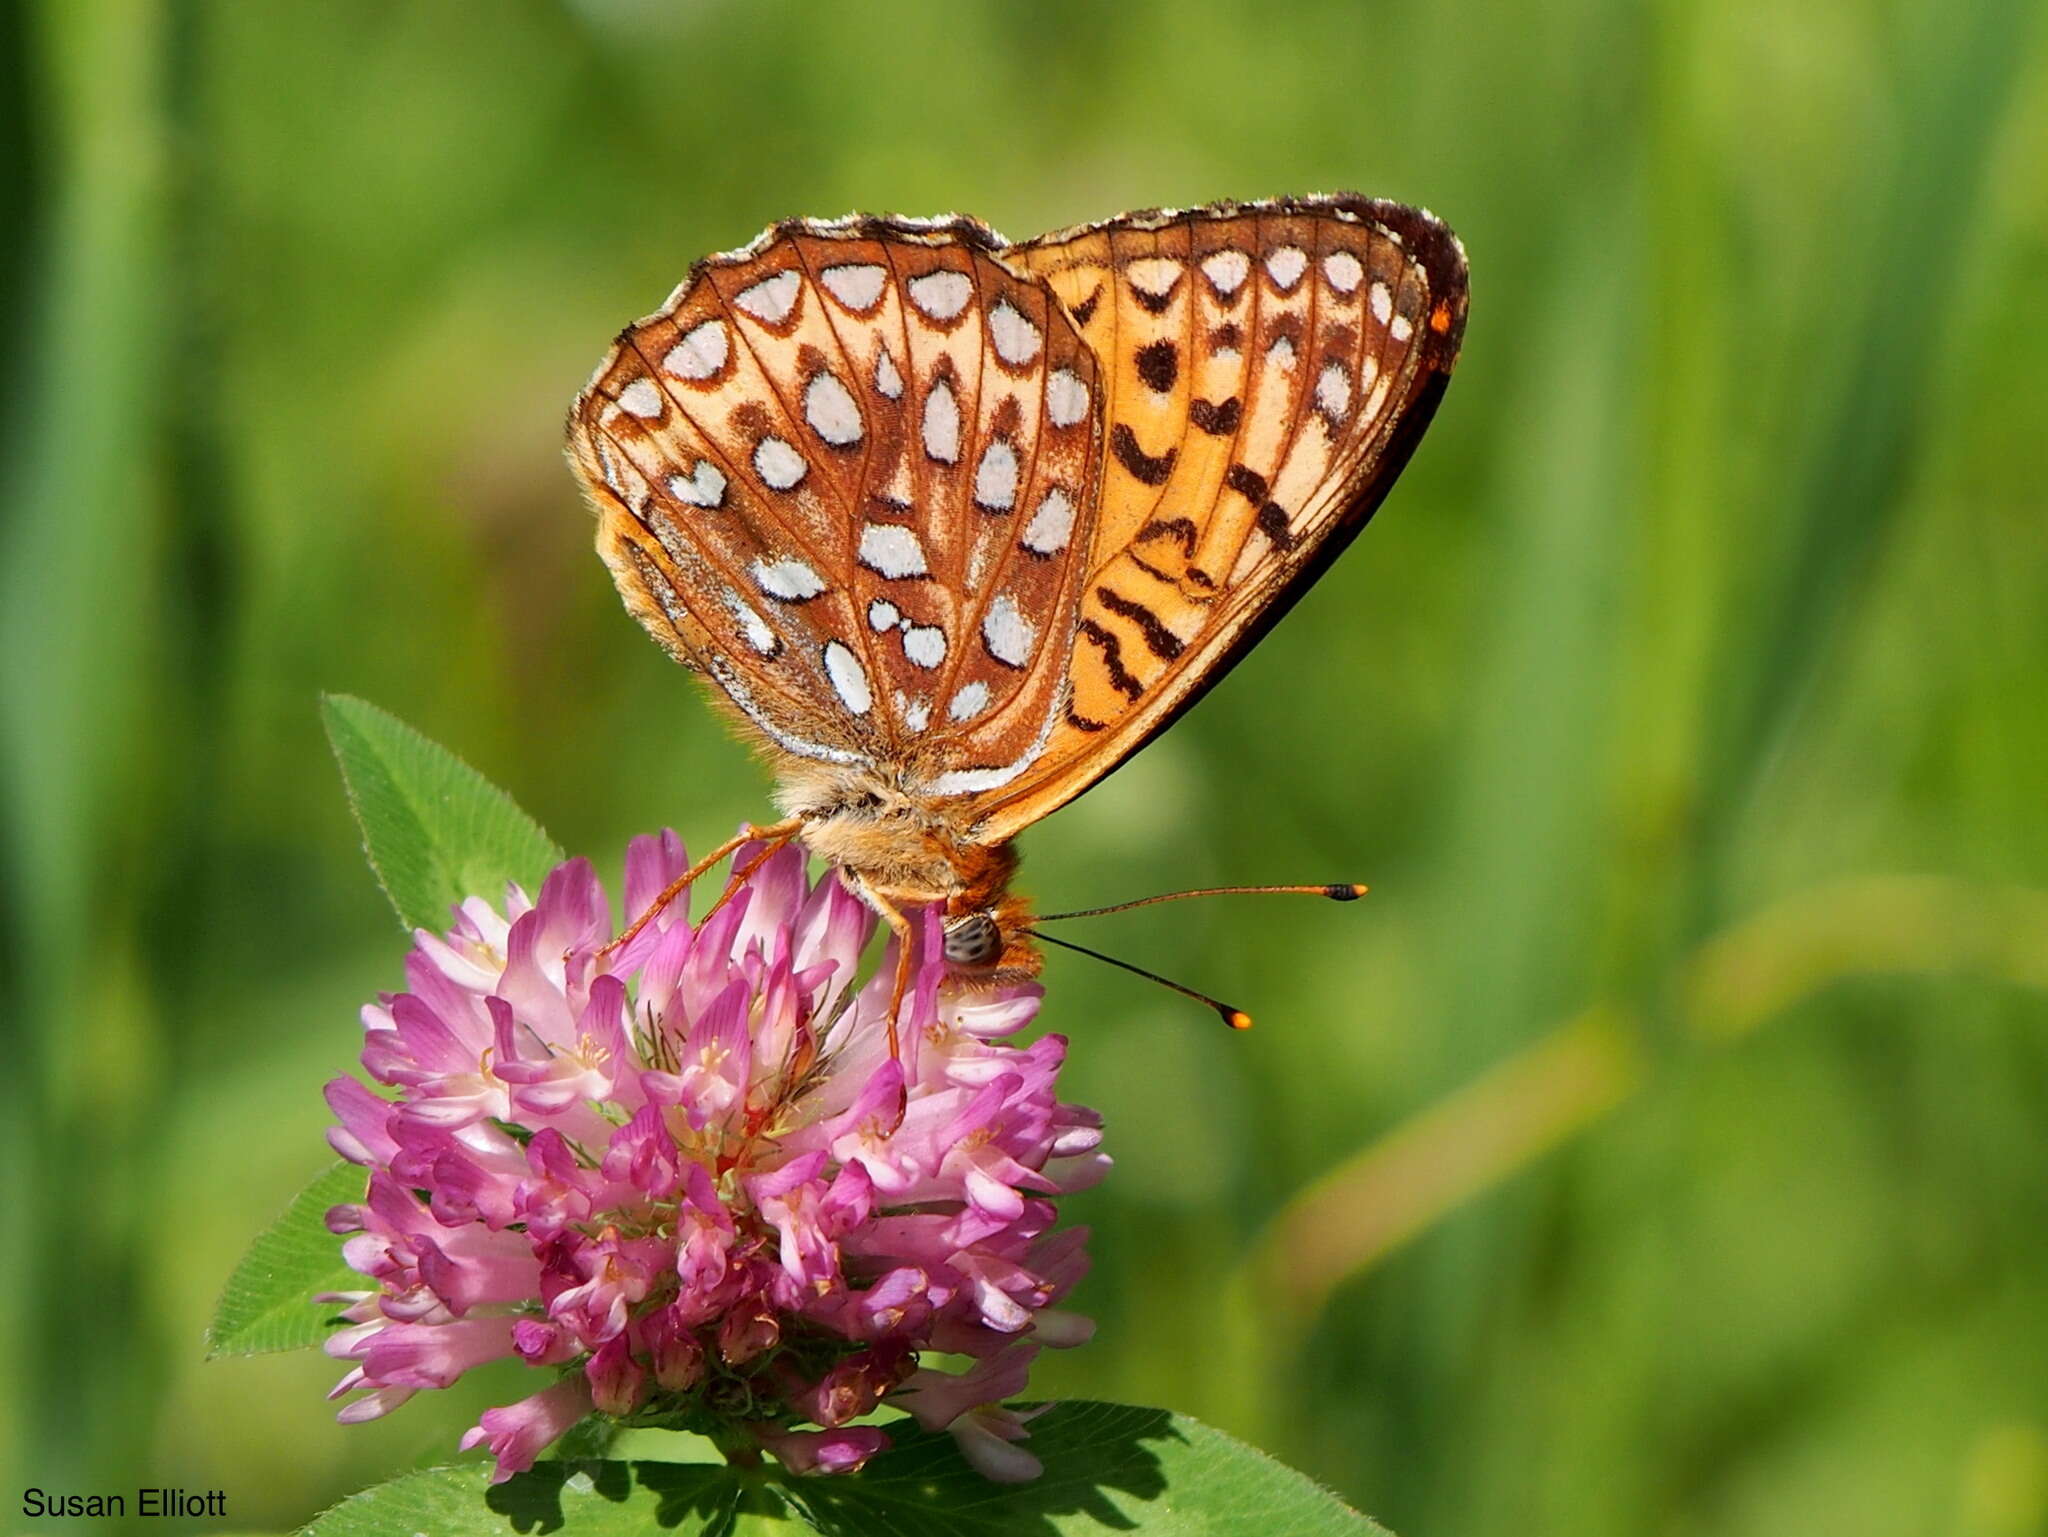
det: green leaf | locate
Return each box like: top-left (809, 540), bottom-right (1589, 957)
top-left (208, 1161), bottom-right (366, 1358)
top-left (298, 1404), bottom-right (1385, 1535)
top-left (321, 694), bottom-right (564, 933)
top-left (300, 1463), bottom-right (764, 1537)
top-left (792, 1402), bottom-right (1384, 1536)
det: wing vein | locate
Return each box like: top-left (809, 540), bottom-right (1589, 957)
top-left (784, 232), bottom-right (896, 749)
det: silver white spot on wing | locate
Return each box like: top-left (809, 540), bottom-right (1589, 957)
top-left (1125, 257), bottom-right (1182, 304)
top-left (1390, 313), bottom-right (1414, 342)
top-left (1316, 362), bottom-right (1352, 419)
top-left (822, 640), bottom-right (872, 715)
top-left (594, 440), bottom-right (624, 495)
top-left (617, 378), bottom-right (663, 419)
top-left (1322, 251), bottom-right (1364, 294)
top-left (1022, 487), bottom-right (1076, 555)
top-left (1266, 335), bottom-right (1296, 372)
top-left (666, 461), bottom-right (727, 508)
top-left (1201, 249), bottom-right (1250, 296)
top-left (987, 300), bottom-right (1042, 365)
top-left (947, 680), bottom-right (990, 722)
top-left (922, 379), bottom-right (960, 463)
top-left (753, 556), bottom-right (825, 602)
top-left (907, 269), bottom-right (972, 321)
top-left (803, 372), bottom-right (863, 446)
top-left (1265, 246), bottom-right (1308, 291)
top-left (902, 695), bottom-right (931, 732)
top-left (735, 270), bottom-right (801, 324)
top-left (663, 321), bottom-right (728, 380)
top-left (874, 346), bottom-right (904, 400)
top-left (868, 598), bottom-right (900, 631)
top-left (723, 589), bottom-right (778, 655)
top-left (752, 436), bottom-right (806, 490)
top-left (902, 624), bottom-right (946, 669)
top-left (1046, 369), bottom-right (1089, 428)
top-left (981, 593), bottom-right (1035, 668)
top-left (1369, 282), bottom-right (1394, 325)
top-left (820, 263), bottom-right (886, 312)
top-left (858, 522), bottom-right (929, 579)
top-left (974, 440), bottom-right (1019, 511)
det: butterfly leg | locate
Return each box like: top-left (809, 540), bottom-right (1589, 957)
top-left (858, 886), bottom-right (919, 1129)
top-left (696, 826), bottom-right (803, 925)
top-left (602, 817), bottom-right (803, 960)
top-left (856, 890), bottom-right (915, 1066)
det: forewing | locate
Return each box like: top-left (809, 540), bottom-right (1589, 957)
top-left (970, 195), bottom-right (1469, 840)
top-left (567, 218), bottom-right (1104, 778)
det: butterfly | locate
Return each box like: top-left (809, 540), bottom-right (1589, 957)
top-left (567, 195), bottom-right (1467, 1041)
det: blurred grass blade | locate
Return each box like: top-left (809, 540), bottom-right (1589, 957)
top-left (1239, 869), bottom-right (2048, 1342)
top-left (1695, 0), bottom-right (2037, 862)
top-left (322, 694), bottom-right (564, 932)
top-left (1407, 190), bottom-right (1643, 1384)
top-left (1684, 876), bottom-right (2048, 1041)
top-left (0, 0), bottom-right (172, 1512)
top-left (208, 1161), bottom-right (366, 1358)
top-left (1244, 1007), bottom-right (1642, 1335)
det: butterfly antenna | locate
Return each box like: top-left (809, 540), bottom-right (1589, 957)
top-left (1026, 927), bottom-right (1253, 1031)
top-left (1035, 883), bottom-right (1367, 923)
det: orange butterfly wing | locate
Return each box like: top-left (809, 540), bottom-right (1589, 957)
top-left (566, 218), bottom-right (1106, 789)
top-left (959, 195), bottom-right (1469, 843)
top-left (567, 198), bottom-right (1463, 845)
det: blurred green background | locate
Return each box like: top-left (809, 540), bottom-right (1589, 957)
top-left (3, 0), bottom-right (2045, 1533)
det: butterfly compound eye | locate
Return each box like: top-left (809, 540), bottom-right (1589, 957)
top-left (942, 912), bottom-right (1003, 969)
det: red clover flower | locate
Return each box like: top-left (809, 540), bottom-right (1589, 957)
top-left (322, 832), bottom-right (1106, 1482)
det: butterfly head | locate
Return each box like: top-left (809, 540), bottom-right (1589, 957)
top-left (936, 886), bottom-right (1044, 985)
top-left (940, 910), bottom-right (1002, 968)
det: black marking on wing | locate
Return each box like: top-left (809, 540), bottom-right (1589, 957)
top-left (1225, 463), bottom-right (1269, 501)
top-left (1188, 397), bottom-right (1242, 435)
top-left (1128, 551), bottom-right (1180, 584)
top-left (1111, 425), bottom-right (1177, 486)
top-left (1136, 516), bottom-right (1198, 554)
top-left (1077, 618), bottom-right (1144, 699)
top-left (1256, 500), bottom-right (1299, 551)
top-left (1135, 340), bottom-right (1178, 393)
top-left (1096, 587), bottom-right (1185, 661)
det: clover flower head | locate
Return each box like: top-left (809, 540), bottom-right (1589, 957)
top-left (323, 831), bottom-right (1107, 1482)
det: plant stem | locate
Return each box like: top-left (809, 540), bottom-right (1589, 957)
top-left (709, 1426), bottom-right (763, 1468)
